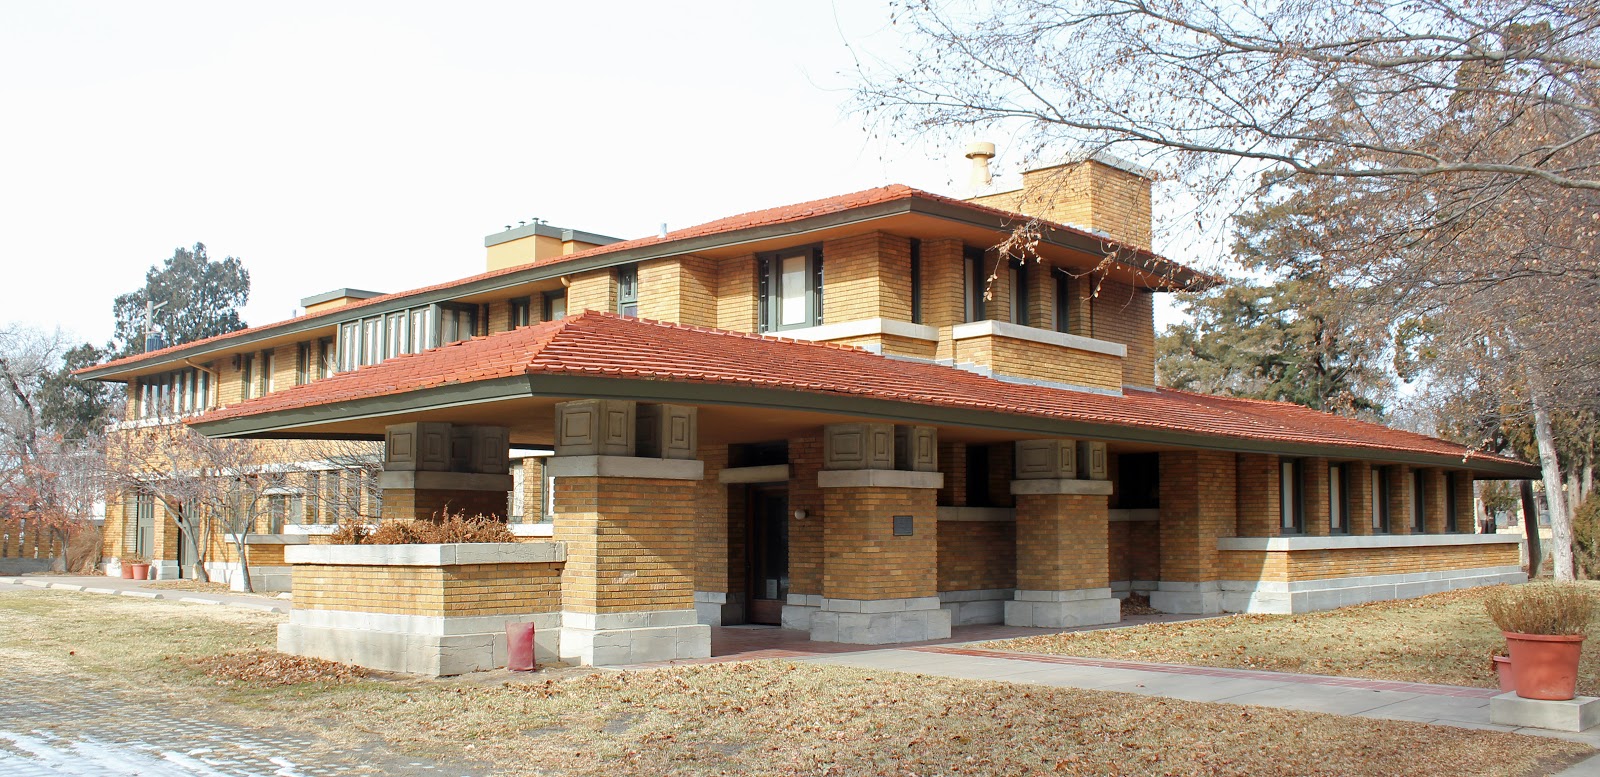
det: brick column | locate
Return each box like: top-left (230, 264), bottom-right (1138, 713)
top-left (380, 423), bottom-right (512, 522)
top-left (811, 470), bottom-right (950, 644)
top-left (1235, 453), bottom-right (1281, 537)
top-left (1150, 451), bottom-right (1237, 614)
top-left (1348, 462), bottom-right (1374, 536)
top-left (1423, 469), bottom-right (1448, 534)
top-left (1390, 465), bottom-right (1414, 534)
top-left (1304, 457), bottom-right (1331, 537)
top-left (1004, 483), bottom-right (1120, 627)
top-left (780, 433), bottom-right (826, 630)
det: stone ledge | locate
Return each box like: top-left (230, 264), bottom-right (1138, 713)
top-left (1009, 478), bottom-right (1114, 496)
top-left (545, 455), bottom-right (705, 481)
top-left (1015, 588), bottom-right (1114, 603)
top-left (816, 469), bottom-right (943, 489)
top-left (820, 596), bottom-right (941, 614)
top-left (1491, 692), bottom-right (1600, 732)
top-left (811, 607), bottom-right (951, 644)
top-left (1005, 595), bottom-right (1120, 628)
top-left (285, 541), bottom-right (565, 567)
top-left (949, 319), bottom-right (1128, 357)
top-left (1218, 533), bottom-right (1522, 551)
top-left (778, 317), bottom-right (940, 344)
top-left (378, 470), bottom-right (515, 491)
top-left (718, 464), bottom-right (790, 484)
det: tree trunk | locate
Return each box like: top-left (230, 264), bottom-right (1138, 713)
top-left (1522, 480), bottom-right (1543, 578)
top-left (234, 539), bottom-right (254, 593)
top-left (178, 519), bottom-right (210, 582)
top-left (1532, 388), bottom-right (1574, 580)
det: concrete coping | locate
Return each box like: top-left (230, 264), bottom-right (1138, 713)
top-left (378, 470), bottom-right (514, 492)
top-left (282, 524), bottom-right (339, 536)
top-left (776, 317), bottom-right (940, 344)
top-left (949, 319), bottom-right (1128, 358)
top-left (936, 506), bottom-right (1015, 522)
top-left (1217, 533), bottom-right (1524, 552)
top-left (545, 455), bottom-right (705, 481)
top-left (718, 464), bottom-right (790, 484)
top-left (223, 533), bottom-right (311, 546)
top-left (285, 541), bottom-right (565, 567)
top-left (816, 469), bottom-right (944, 489)
top-left (1009, 478), bottom-right (1114, 496)
top-left (508, 522), bottom-right (555, 537)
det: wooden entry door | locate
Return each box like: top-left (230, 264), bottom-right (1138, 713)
top-left (745, 485), bottom-right (789, 625)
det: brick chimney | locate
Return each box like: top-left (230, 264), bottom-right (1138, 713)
top-left (968, 151), bottom-right (1153, 249)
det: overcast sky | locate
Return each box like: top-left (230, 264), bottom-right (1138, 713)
top-left (1, 2), bottom-right (1190, 348)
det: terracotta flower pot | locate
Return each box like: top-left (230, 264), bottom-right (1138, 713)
top-left (120, 562), bottom-right (135, 579)
top-left (130, 563), bottom-right (151, 581)
top-left (1504, 631), bottom-right (1585, 701)
top-left (1492, 655), bottom-right (1514, 693)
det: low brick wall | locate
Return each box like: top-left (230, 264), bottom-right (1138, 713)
top-left (279, 542), bottom-right (565, 676)
top-left (1215, 535), bottom-right (1523, 613)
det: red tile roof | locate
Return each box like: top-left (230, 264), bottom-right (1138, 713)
top-left (190, 312), bottom-right (1527, 472)
top-left (79, 185), bottom-right (1211, 378)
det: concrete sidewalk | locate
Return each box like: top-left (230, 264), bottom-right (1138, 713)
top-left (807, 644), bottom-right (1600, 770)
top-left (0, 574), bottom-right (290, 613)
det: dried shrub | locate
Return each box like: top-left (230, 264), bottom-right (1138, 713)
top-left (329, 519), bottom-right (371, 545)
top-left (1574, 497), bottom-right (1600, 579)
top-left (188, 649), bottom-right (368, 686)
top-left (364, 511), bottom-right (516, 545)
top-left (66, 525), bottom-right (102, 573)
top-left (1485, 584), bottom-right (1596, 635)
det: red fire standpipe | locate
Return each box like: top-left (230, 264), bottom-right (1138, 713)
top-left (507, 622), bottom-right (536, 672)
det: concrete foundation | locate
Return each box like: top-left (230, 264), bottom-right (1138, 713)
top-left (694, 591), bottom-right (744, 626)
top-left (940, 588), bottom-right (1013, 626)
top-left (1150, 581), bottom-right (1224, 614)
top-left (809, 596), bottom-right (952, 644)
top-left (559, 609), bottom-right (710, 666)
top-left (279, 610), bottom-right (560, 677)
top-left (781, 593), bottom-right (822, 631)
top-left (1219, 566), bottom-right (1526, 614)
top-left (1491, 692), bottom-right (1600, 732)
top-left (1004, 588), bottom-right (1120, 628)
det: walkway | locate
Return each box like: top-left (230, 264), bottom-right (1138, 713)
top-left (0, 575), bottom-right (290, 612)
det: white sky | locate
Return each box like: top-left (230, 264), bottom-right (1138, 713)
top-left (0, 2), bottom-right (1191, 347)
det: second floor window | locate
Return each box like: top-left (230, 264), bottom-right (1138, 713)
top-left (758, 246), bottom-right (823, 332)
top-left (1054, 269), bottom-right (1072, 333)
top-left (296, 342), bottom-right (312, 386)
top-left (617, 265), bottom-right (639, 317)
top-left (137, 367), bottom-right (210, 418)
top-left (510, 297), bottom-right (532, 329)
top-left (1009, 258), bottom-right (1029, 325)
top-left (964, 246), bottom-right (986, 322)
top-left (544, 290), bottom-right (567, 321)
top-left (241, 354), bottom-right (256, 400)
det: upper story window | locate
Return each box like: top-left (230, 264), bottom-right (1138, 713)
top-left (510, 297), bottom-right (533, 329)
top-left (544, 290), bottom-right (567, 321)
top-left (963, 246), bottom-right (987, 322)
top-left (1329, 463), bottom-right (1348, 534)
top-left (1371, 466), bottom-right (1391, 533)
top-left (1054, 269), bottom-right (1072, 333)
top-left (439, 304), bottom-right (477, 344)
top-left (1411, 469), bottom-right (1427, 532)
top-left (241, 353), bottom-right (256, 400)
top-left (617, 265), bottom-right (639, 317)
top-left (317, 337), bottom-right (335, 379)
top-left (136, 367), bottom-right (211, 419)
top-left (1009, 258), bottom-right (1029, 326)
top-left (909, 239), bottom-right (923, 325)
top-left (1279, 458), bottom-right (1304, 534)
top-left (336, 303), bottom-right (469, 373)
top-left (758, 246), bottom-right (823, 332)
top-left (296, 342), bottom-right (313, 386)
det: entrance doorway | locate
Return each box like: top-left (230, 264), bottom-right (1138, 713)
top-left (744, 484), bottom-right (789, 625)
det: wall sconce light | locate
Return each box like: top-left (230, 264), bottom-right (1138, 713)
top-left (793, 509), bottom-right (808, 521)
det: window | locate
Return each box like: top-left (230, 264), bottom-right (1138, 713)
top-left (963, 246), bottom-right (987, 322)
top-left (1280, 458), bottom-right (1304, 534)
top-left (616, 264), bottom-right (639, 317)
top-left (965, 444), bottom-right (993, 507)
top-left (305, 472), bottom-right (321, 524)
top-left (296, 342), bottom-right (312, 385)
top-left (409, 308), bottom-right (432, 353)
top-left (317, 337), bottom-right (335, 379)
top-left (1412, 470), bottom-right (1427, 532)
top-left (543, 290), bottom-right (567, 321)
top-left (758, 246), bottom-right (823, 332)
top-left (1010, 258), bottom-right (1029, 325)
top-left (261, 351), bottom-right (275, 394)
top-left (1054, 269), bottom-right (1072, 333)
top-left (361, 319), bottom-right (381, 366)
top-left (509, 297), bottom-right (533, 329)
top-left (1329, 464), bottom-right (1348, 534)
top-left (509, 463), bottom-right (526, 523)
top-left (1445, 473), bottom-right (1459, 532)
top-left (337, 322), bottom-right (360, 372)
top-left (385, 311), bottom-right (409, 358)
top-left (909, 239), bottom-right (923, 325)
top-left (241, 354), bottom-right (255, 400)
top-left (541, 464), bottom-right (556, 524)
top-left (136, 368), bottom-right (210, 418)
top-left (1371, 466), bottom-right (1391, 533)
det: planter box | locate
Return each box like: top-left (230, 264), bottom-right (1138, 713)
top-left (279, 541), bottom-right (565, 676)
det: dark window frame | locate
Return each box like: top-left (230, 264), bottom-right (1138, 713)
top-left (965, 444), bottom-right (993, 507)
top-left (1445, 473), bottom-right (1459, 532)
top-left (1372, 466), bottom-right (1391, 533)
top-left (1054, 268), bottom-right (1071, 333)
top-left (963, 246), bottom-right (987, 322)
top-left (542, 290), bottom-right (568, 321)
top-left (1010, 258), bottom-right (1029, 325)
top-left (1280, 458), bottom-right (1305, 535)
top-left (616, 264), bottom-right (639, 317)
top-left (241, 354), bottom-right (255, 400)
top-left (1412, 469), bottom-right (1427, 532)
top-left (296, 342), bottom-right (312, 386)
top-left (438, 302), bottom-right (478, 344)
top-left (509, 296), bottom-right (533, 329)
top-left (1329, 463), bottom-right (1349, 534)
top-left (757, 245), bottom-right (824, 333)
top-left (909, 238), bottom-right (922, 325)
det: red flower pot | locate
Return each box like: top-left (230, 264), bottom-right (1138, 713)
top-left (120, 562), bottom-right (134, 579)
top-left (1504, 632), bottom-right (1585, 701)
top-left (130, 563), bottom-right (151, 581)
top-left (1492, 655), bottom-right (1514, 693)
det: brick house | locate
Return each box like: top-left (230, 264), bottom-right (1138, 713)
top-left (80, 156), bottom-right (1532, 664)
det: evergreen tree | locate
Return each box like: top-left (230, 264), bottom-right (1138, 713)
top-left (111, 243), bottom-right (250, 356)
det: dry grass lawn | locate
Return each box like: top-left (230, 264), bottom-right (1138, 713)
top-left (1, 589), bottom-right (1591, 776)
top-left (982, 584), bottom-right (1600, 695)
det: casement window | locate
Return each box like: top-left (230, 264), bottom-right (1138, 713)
top-left (1371, 466), bottom-right (1391, 533)
top-left (317, 337), bottom-right (335, 378)
top-left (963, 246), bottom-right (987, 322)
top-left (616, 264), bottom-right (639, 317)
top-left (758, 246), bottom-right (824, 332)
top-left (1412, 469), bottom-right (1427, 532)
top-left (1280, 458), bottom-right (1304, 534)
top-left (1329, 463), bottom-right (1349, 534)
top-left (909, 239), bottom-right (923, 324)
top-left (241, 354), bottom-right (256, 400)
top-left (509, 464), bottom-right (526, 523)
top-left (509, 297), bottom-right (533, 329)
top-left (1009, 258), bottom-right (1029, 325)
top-left (541, 464), bottom-right (556, 524)
top-left (543, 290), bottom-right (568, 321)
top-left (361, 319), bottom-right (382, 366)
top-left (1054, 268), bottom-right (1072, 333)
top-left (305, 472), bottom-right (321, 524)
top-left (1445, 473), bottom-right (1459, 532)
top-left (261, 351), bottom-right (275, 394)
top-left (439, 304), bottom-right (477, 344)
top-left (295, 342), bottom-right (312, 385)
top-left (384, 311), bottom-right (409, 359)
top-left (136, 367), bottom-right (211, 418)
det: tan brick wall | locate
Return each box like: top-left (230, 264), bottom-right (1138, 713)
top-left (638, 255), bottom-right (718, 328)
top-left (1423, 468), bottom-right (1448, 533)
top-left (1347, 461), bottom-right (1374, 536)
top-left (487, 300), bottom-right (511, 333)
top-left (787, 434), bottom-right (825, 597)
top-left (1220, 542), bottom-right (1519, 583)
top-left (693, 444), bottom-right (732, 594)
top-left (984, 254), bottom-right (1013, 324)
top-left (1091, 279), bottom-right (1155, 386)
top-left (968, 160), bottom-right (1153, 249)
top-left (1303, 457), bottom-right (1330, 537)
top-left (566, 268), bottom-right (615, 314)
top-left (1389, 464), bottom-right (1413, 534)
top-left (821, 232), bottom-right (913, 324)
top-left (554, 474), bottom-right (697, 613)
top-left (936, 520), bottom-right (1015, 591)
top-left (1454, 471), bottom-right (1475, 532)
top-left (921, 238), bottom-right (966, 331)
top-left (1158, 450), bottom-right (1237, 583)
top-left (1236, 453), bottom-right (1281, 537)
top-left (950, 333), bottom-right (1123, 391)
top-left (828, 334), bottom-right (939, 360)
top-left (1026, 261), bottom-right (1053, 329)
top-left (1014, 492), bottom-right (1109, 590)
top-left (292, 562), bottom-right (561, 616)
top-left (716, 254), bottom-right (759, 332)
top-left (822, 485), bottom-right (938, 600)
top-left (936, 442), bottom-right (966, 507)
top-left (1109, 520), bottom-right (1161, 583)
